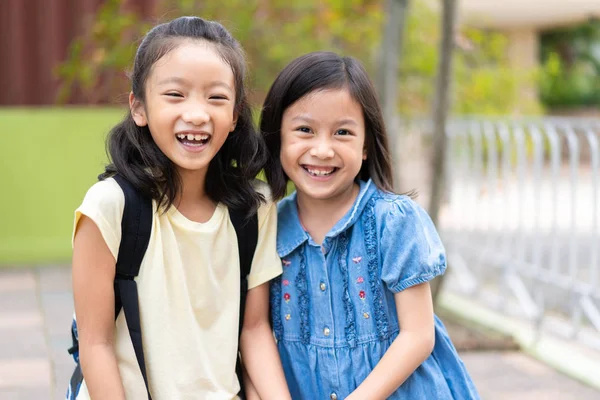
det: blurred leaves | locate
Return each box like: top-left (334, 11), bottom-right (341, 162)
top-left (539, 20), bottom-right (600, 108)
top-left (55, 0), bottom-right (541, 116)
top-left (55, 0), bottom-right (150, 103)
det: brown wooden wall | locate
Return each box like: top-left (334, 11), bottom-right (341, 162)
top-left (0, 0), bottom-right (157, 106)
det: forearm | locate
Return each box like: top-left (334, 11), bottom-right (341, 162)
top-left (240, 322), bottom-right (290, 400)
top-left (242, 363), bottom-right (262, 400)
top-left (80, 343), bottom-right (126, 400)
top-left (350, 330), bottom-right (435, 400)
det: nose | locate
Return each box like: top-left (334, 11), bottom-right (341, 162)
top-left (309, 135), bottom-right (335, 160)
top-left (182, 101), bottom-right (210, 126)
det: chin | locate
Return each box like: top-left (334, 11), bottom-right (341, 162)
top-left (296, 185), bottom-right (337, 200)
top-left (173, 160), bottom-right (211, 174)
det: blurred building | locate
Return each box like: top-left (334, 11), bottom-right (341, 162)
top-left (461, 0), bottom-right (600, 72)
top-left (0, 0), bottom-right (157, 106)
top-left (459, 0), bottom-right (600, 110)
top-left (2, 0), bottom-right (599, 107)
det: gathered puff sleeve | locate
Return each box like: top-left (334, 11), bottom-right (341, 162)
top-left (247, 180), bottom-right (283, 289)
top-left (379, 196), bottom-right (447, 293)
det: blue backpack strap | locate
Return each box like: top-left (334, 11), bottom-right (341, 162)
top-left (229, 208), bottom-right (258, 400)
top-left (112, 174), bottom-right (153, 400)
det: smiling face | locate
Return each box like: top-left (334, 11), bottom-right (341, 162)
top-left (130, 40), bottom-right (237, 177)
top-left (279, 87), bottom-right (366, 202)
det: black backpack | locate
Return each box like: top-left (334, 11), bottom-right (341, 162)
top-left (66, 175), bottom-right (258, 400)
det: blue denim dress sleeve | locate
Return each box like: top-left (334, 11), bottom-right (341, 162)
top-left (380, 197), bottom-right (447, 293)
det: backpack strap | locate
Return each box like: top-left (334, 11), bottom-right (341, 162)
top-left (112, 174), bottom-right (153, 400)
top-left (228, 208), bottom-right (259, 400)
top-left (113, 174), bottom-right (153, 278)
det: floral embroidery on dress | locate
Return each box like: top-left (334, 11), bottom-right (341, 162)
top-left (283, 283), bottom-right (292, 321)
top-left (282, 259), bottom-right (291, 267)
top-left (353, 251), bottom-right (370, 320)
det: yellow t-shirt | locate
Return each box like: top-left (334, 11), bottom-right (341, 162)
top-left (72, 178), bottom-right (282, 400)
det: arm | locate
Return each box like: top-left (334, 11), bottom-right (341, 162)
top-left (239, 282), bottom-right (291, 400)
top-left (72, 216), bottom-right (126, 399)
top-left (242, 362), bottom-right (261, 400)
top-left (347, 282), bottom-right (436, 400)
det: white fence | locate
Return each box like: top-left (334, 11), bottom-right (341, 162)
top-left (425, 117), bottom-right (600, 350)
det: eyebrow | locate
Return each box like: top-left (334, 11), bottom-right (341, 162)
top-left (291, 115), bottom-right (358, 127)
top-left (157, 77), bottom-right (189, 86)
top-left (156, 78), bottom-right (233, 92)
top-left (207, 81), bottom-right (234, 92)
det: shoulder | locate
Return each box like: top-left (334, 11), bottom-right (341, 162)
top-left (366, 190), bottom-right (437, 237)
top-left (366, 189), bottom-right (424, 221)
top-left (80, 177), bottom-right (125, 214)
top-left (276, 191), bottom-right (297, 219)
top-left (252, 179), bottom-right (273, 203)
top-left (74, 177), bottom-right (126, 261)
top-left (252, 179), bottom-right (277, 229)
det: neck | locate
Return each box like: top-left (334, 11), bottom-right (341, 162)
top-left (296, 183), bottom-right (360, 244)
top-left (177, 168), bottom-right (208, 204)
top-left (174, 168), bottom-right (216, 223)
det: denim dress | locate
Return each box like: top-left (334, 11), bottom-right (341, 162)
top-left (271, 180), bottom-right (480, 399)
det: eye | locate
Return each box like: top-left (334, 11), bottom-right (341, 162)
top-left (296, 126), bottom-right (312, 134)
top-left (165, 92), bottom-right (183, 98)
top-left (335, 129), bottom-right (351, 136)
top-left (209, 95), bottom-right (229, 101)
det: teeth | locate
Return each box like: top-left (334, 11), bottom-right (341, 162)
top-left (177, 133), bottom-right (210, 141)
top-left (306, 168), bottom-right (334, 176)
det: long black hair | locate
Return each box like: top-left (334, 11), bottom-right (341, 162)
top-left (100, 16), bottom-right (266, 214)
top-left (260, 51), bottom-right (394, 200)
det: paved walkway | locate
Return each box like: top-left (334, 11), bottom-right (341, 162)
top-left (1, 266), bottom-right (599, 399)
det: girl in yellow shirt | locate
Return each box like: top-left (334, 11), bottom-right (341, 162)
top-left (70, 16), bottom-right (290, 400)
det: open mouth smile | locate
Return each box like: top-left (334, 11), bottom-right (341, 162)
top-left (176, 133), bottom-right (211, 147)
top-left (301, 165), bottom-right (338, 177)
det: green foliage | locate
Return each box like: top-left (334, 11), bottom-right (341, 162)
top-left (399, 5), bottom-right (541, 115)
top-left (55, 0), bottom-right (150, 103)
top-left (55, 0), bottom-right (540, 115)
top-left (539, 20), bottom-right (600, 108)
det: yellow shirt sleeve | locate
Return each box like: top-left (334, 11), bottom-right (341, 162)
top-left (72, 178), bottom-right (124, 261)
top-left (247, 182), bottom-right (283, 289)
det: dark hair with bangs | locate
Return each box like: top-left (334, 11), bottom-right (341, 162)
top-left (100, 16), bottom-right (266, 214)
top-left (260, 51), bottom-right (394, 200)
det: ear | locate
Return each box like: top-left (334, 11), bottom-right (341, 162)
top-left (231, 110), bottom-right (239, 132)
top-left (129, 92), bottom-right (148, 127)
top-left (362, 146), bottom-right (367, 161)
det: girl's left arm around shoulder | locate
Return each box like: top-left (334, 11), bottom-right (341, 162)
top-left (240, 281), bottom-right (291, 400)
top-left (346, 282), bottom-right (436, 400)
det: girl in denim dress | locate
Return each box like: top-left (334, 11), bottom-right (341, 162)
top-left (259, 52), bottom-right (480, 399)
